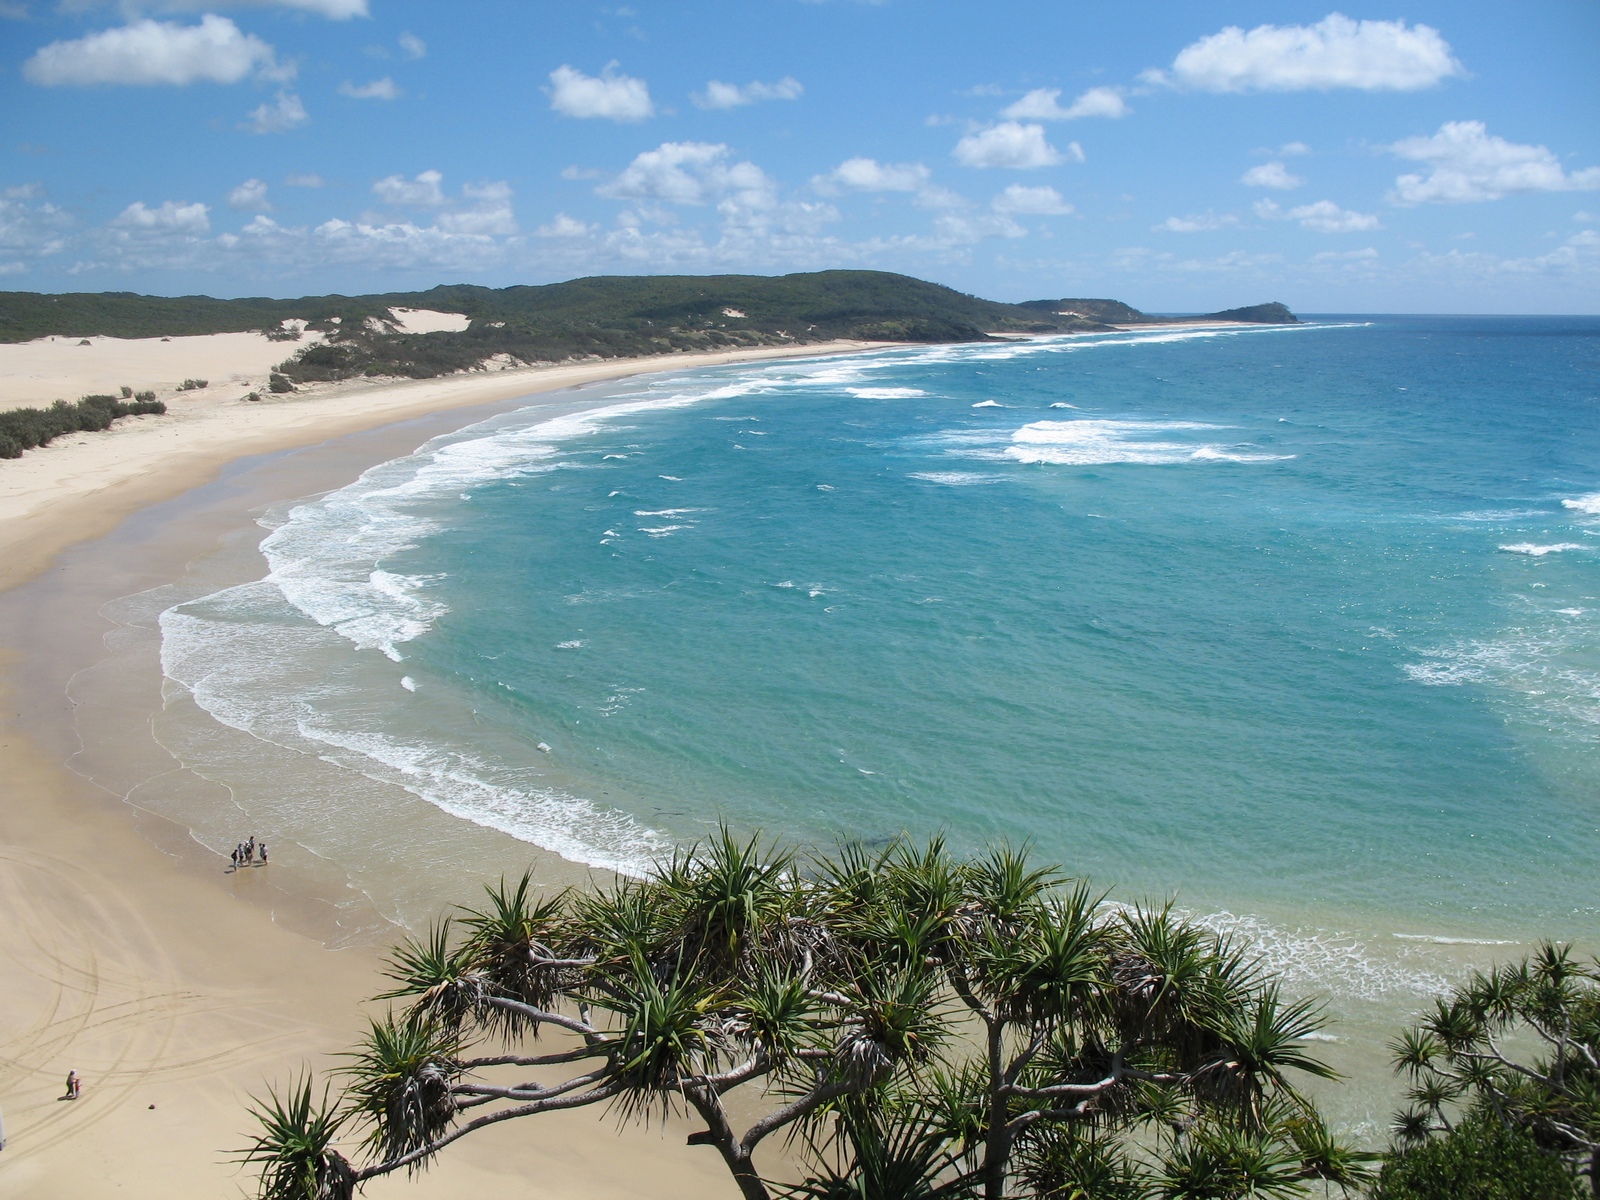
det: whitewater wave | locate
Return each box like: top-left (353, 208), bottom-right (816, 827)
top-left (845, 387), bottom-right (927, 399)
top-left (1562, 492), bottom-right (1600, 516)
top-left (1002, 418), bottom-right (1294, 466)
top-left (909, 471), bottom-right (1000, 486)
top-left (1499, 542), bottom-right (1585, 556)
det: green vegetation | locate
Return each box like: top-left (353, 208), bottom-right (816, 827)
top-left (0, 393), bottom-right (166, 458)
top-left (1201, 303), bottom-right (1299, 325)
top-left (1016, 298), bottom-right (1299, 325)
top-left (242, 831), bottom-right (1371, 1200)
top-left (1, 273), bottom-right (1299, 391)
top-left (1374, 1108), bottom-right (1582, 1199)
top-left (1389, 942), bottom-right (1600, 1193)
top-left (179, 377), bottom-right (209, 390)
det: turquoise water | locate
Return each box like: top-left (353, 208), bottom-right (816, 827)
top-left (162, 319), bottom-right (1600, 961)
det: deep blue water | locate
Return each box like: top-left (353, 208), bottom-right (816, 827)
top-left (164, 317), bottom-right (1600, 950)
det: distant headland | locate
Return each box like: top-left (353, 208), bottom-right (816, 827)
top-left (0, 270), bottom-right (1296, 389)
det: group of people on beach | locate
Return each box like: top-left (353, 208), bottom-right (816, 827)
top-left (229, 835), bottom-right (267, 870)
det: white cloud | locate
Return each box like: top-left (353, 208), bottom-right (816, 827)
top-left (227, 178), bottom-right (270, 211)
top-left (1575, 212), bottom-right (1598, 224)
top-left (112, 199), bottom-right (210, 234)
top-left (0, 186), bottom-right (74, 263)
top-left (1153, 14), bottom-right (1464, 93)
top-left (434, 181), bottom-right (517, 237)
top-left (1287, 199), bottom-right (1380, 232)
top-left (932, 212), bottom-right (1026, 244)
top-left (340, 76), bottom-right (401, 100)
top-left (1155, 211), bottom-right (1238, 233)
top-left (598, 141), bottom-right (770, 207)
top-left (1258, 197), bottom-right (1381, 231)
top-left (912, 184), bottom-right (966, 210)
top-left (1002, 86), bottom-right (1128, 121)
top-left (816, 157), bottom-right (930, 193)
top-left (991, 183), bottom-right (1073, 215)
top-left (953, 122), bottom-right (1069, 170)
top-left (57, 0), bottom-right (367, 17)
top-left (1312, 247), bottom-right (1379, 262)
top-left (243, 90), bottom-right (307, 134)
top-left (1388, 121), bottom-right (1600, 204)
top-left (398, 31), bottom-right (425, 59)
top-left (1241, 162), bottom-right (1304, 190)
top-left (548, 63), bottom-right (653, 122)
top-left (373, 169), bottom-right (445, 207)
top-left (23, 15), bottom-right (282, 86)
top-left (693, 76), bottom-right (803, 110)
top-left (536, 213), bottom-right (594, 238)
top-left (1279, 141), bottom-right (1311, 156)
top-left (285, 172), bottom-right (323, 187)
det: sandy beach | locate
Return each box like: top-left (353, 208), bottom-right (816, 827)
top-left (0, 338), bottom-right (884, 1197)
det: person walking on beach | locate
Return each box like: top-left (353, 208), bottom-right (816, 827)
top-left (245, 835), bottom-right (256, 864)
top-left (258, 843), bottom-right (268, 865)
top-left (230, 845), bottom-right (240, 870)
top-left (65, 1069), bottom-right (81, 1100)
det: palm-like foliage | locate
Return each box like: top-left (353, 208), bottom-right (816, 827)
top-left (343, 1014), bottom-right (462, 1169)
top-left (243, 829), bottom-right (1353, 1200)
top-left (237, 1074), bottom-right (355, 1200)
top-left (1387, 942), bottom-right (1600, 1187)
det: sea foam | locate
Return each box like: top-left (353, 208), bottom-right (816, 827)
top-left (1003, 418), bottom-right (1293, 466)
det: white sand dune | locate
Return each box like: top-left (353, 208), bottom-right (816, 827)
top-left (0, 329), bottom-right (325, 409)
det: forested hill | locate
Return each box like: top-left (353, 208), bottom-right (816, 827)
top-left (0, 271), bottom-right (1096, 345)
top-left (0, 271), bottom-right (1297, 385)
top-left (1017, 297), bottom-right (1299, 325)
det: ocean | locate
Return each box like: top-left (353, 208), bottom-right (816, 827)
top-left (149, 316), bottom-right (1599, 1114)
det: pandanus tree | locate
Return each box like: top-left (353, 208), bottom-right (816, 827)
top-left (1389, 942), bottom-right (1600, 1194)
top-left (241, 831), bottom-right (1371, 1199)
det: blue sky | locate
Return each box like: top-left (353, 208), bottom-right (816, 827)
top-left (2, 1), bottom-right (1597, 311)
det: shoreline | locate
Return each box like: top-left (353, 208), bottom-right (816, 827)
top-left (0, 340), bottom-right (889, 593)
top-left (0, 341), bottom-right (888, 1197)
top-left (0, 326), bottom-right (1557, 1188)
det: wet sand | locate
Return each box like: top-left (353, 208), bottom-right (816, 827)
top-left (0, 342), bottom-right (879, 1197)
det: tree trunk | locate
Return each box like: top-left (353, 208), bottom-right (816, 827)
top-left (686, 1088), bottom-right (771, 1200)
top-left (982, 1019), bottom-right (1009, 1200)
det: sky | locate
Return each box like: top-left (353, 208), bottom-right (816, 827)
top-left (2, 1), bottom-right (1597, 312)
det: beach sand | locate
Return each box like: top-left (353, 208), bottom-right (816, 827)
top-left (0, 338), bottom-right (884, 1197)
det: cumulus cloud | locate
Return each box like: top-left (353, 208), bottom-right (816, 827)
top-left (598, 141), bottom-right (770, 207)
top-left (1279, 141), bottom-right (1311, 156)
top-left (285, 172), bottom-right (323, 187)
top-left (1155, 211), bottom-right (1239, 233)
top-left (1151, 14), bottom-right (1464, 93)
top-left (227, 178), bottom-right (270, 211)
top-left (536, 213), bottom-right (594, 238)
top-left (1256, 197), bottom-right (1381, 231)
top-left (953, 122), bottom-right (1073, 170)
top-left (815, 157), bottom-right (930, 193)
top-left (56, 0), bottom-right (367, 16)
top-left (991, 183), bottom-right (1074, 215)
top-left (24, 15), bottom-right (284, 86)
top-left (1002, 86), bottom-right (1128, 121)
top-left (932, 212), bottom-right (1025, 244)
top-left (1388, 121), bottom-right (1600, 204)
top-left (434, 181), bottom-right (517, 237)
top-left (1241, 162), bottom-right (1304, 190)
top-left (373, 169), bottom-right (445, 207)
top-left (112, 199), bottom-right (210, 234)
top-left (398, 31), bottom-right (425, 59)
top-left (693, 76), bottom-right (802, 109)
top-left (340, 76), bottom-right (401, 100)
top-left (243, 90), bottom-right (307, 134)
top-left (548, 63), bottom-right (653, 122)
top-left (0, 185), bottom-right (74, 265)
